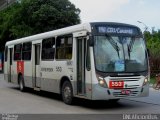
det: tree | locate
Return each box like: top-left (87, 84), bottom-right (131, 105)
top-left (144, 31), bottom-right (160, 76)
top-left (0, 0), bottom-right (81, 51)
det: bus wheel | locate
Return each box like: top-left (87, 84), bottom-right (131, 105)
top-left (19, 75), bottom-right (25, 92)
top-left (62, 81), bottom-right (73, 105)
top-left (108, 99), bottom-right (120, 103)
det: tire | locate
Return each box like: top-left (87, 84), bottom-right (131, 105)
top-left (19, 75), bottom-right (25, 92)
top-left (61, 81), bottom-right (73, 105)
top-left (108, 99), bottom-right (120, 103)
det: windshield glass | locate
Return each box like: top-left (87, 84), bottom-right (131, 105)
top-left (94, 36), bottom-right (148, 72)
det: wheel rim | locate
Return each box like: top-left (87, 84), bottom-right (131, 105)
top-left (63, 86), bottom-right (71, 102)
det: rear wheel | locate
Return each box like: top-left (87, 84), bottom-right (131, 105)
top-left (19, 75), bottom-right (25, 92)
top-left (61, 81), bottom-right (73, 105)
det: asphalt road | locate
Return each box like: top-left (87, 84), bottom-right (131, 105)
top-left (0, 73), bottom-right (160, 115)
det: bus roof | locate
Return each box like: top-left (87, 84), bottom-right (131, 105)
top-left (6, 22), bottom-right (91, 46)
top-left (5, 22), bottom-right (140, 46)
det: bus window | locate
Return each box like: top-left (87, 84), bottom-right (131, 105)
top-left (56, 35), bottom-right (73, 60)
top-left (22, 42), bottom-right (32, 60)
top-left (42, 37), bottom-right (55, 60)
top-left (14, 44), bottom-right (22, 61)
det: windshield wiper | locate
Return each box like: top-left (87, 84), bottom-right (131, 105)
top-left (105, 34), bottom-right (120, 58)
top-left (127, 37), bottom-right (135, 59)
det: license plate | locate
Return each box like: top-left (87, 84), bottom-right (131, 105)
top-left (109, 81), bottom-right (124, 89)
top-left (121, 90), bottom-right (131, 95)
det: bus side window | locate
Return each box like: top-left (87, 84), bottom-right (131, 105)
top-left (42, 37), bottom-right (55, 60)
top-left (14, 44), bottom-right (22, 61)
top-left (56, 35), bottom-right (73, 60)
top-left (22, 42), bottom-right (32, 60)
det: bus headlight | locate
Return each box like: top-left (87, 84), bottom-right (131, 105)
top-left (143, 77), bottom-right (149, 86)
top-left (96, 75), bottom-right (108, 88)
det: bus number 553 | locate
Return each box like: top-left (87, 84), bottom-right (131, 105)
top-left (109, 81), bottom-right (124, 88)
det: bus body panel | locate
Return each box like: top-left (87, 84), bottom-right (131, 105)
top-left (12, 60), bottom-right (18, 84)
top-left (24, 61), bottom-right (33, 88)
top-left (40, 60), bottom-right (74, 93)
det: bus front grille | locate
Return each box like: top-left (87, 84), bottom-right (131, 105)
top-left (108, 76), bottom-right (142, 88)
top-left (109, 76), bottom-right (141, 81)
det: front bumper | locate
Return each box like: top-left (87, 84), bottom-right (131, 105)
top-left (91, 83), bottom-right (149, 100)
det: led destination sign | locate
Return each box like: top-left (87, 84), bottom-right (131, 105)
top-left (97, 26), bottom-right (139, 35)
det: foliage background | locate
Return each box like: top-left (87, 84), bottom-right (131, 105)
top-left (0, 0), bottom-right (80, 51)
top-left (144, 30), bottom-right (160, 76)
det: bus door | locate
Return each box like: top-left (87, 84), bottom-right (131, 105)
top-left (8, 48), bottom-right (13, 82)
top-left (77, 37), bottom-right (86, 95)
top-left (33, 43), bottom-right (41, 88)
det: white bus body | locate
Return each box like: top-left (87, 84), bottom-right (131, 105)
top-left (4, 22), bottom-right (149, 104)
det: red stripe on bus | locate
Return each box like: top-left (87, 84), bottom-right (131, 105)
top-left (17, 61), bottom-right (24, 74)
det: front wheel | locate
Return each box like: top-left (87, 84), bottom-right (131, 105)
top-left (108, 99), bottom-right (120, 103)
top-left (61, 81), bottom-right (73, 105)
top-left (19, 75), bottom-right (25, 92)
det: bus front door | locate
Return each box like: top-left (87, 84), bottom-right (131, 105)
top-left (33, 44), bottom-right (41, 89)
top-left (77, 37), bottom-right (86, 95)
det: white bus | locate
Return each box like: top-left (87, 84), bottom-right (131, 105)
top-left (4, 22), bottom-right (149, 104)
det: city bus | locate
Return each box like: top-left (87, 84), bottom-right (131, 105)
top-left (4, 22), bottom-right (149, 104)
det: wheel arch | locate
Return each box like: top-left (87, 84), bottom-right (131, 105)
top-left (59, 76), bottom-right (72, 94)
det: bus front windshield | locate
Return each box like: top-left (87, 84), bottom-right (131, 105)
top-left (94, 35), bottom-right (148, 73)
